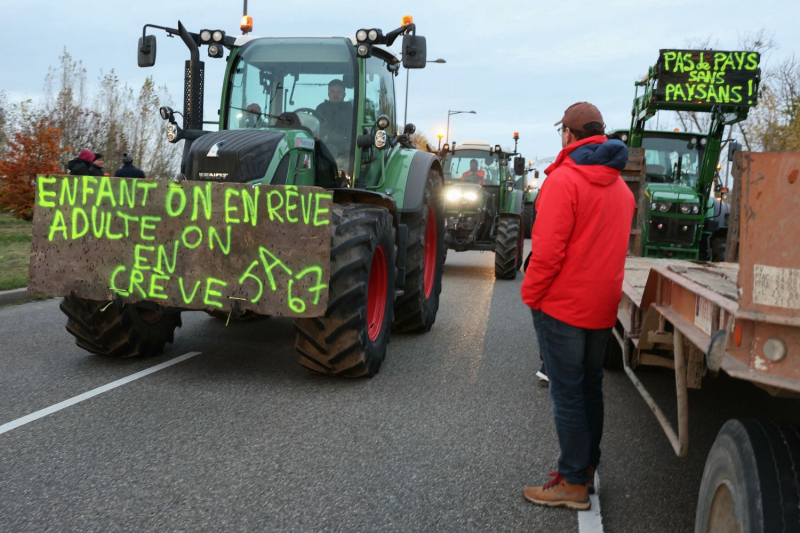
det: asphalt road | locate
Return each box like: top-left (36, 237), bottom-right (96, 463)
top-left (2, 245), bottom-right (799, 532)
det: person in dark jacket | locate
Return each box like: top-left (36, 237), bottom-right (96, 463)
top-left (90, 153), bottom-right (106, 176)
top-left (114, 153), bottom-right (146, 178)
top-left (521, 102), bottom-right (635, 510)
top-left (66, 149), bottom-right (97, 176)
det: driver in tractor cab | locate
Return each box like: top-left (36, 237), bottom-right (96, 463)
top-left (242, 103), bottom-right (267, 129)
top-left (316, 79), bottom-right (353, 148)
top-left (461, 159), bottom-right (486, 184)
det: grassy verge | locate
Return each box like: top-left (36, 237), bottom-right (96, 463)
top-left (0, 212), bottom-right (32, 291)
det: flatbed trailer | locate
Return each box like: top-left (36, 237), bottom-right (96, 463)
top-left (610, 152), bottom-right (800, 532)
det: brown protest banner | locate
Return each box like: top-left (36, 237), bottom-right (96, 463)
top-left (655, 49), bottom-right (761, 107)
top-left (29, 176), bottom-right (333, 317)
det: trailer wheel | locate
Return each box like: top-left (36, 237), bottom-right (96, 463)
top-left (294, 204), bottom-right (396, 378)
top-left (522, 203), bottom-right (534, 239)
top-left (495, 217), bottom-right (521, 280)
top-left (695, 418), bottom-right (800, 533)
top-left (392, 171), bottom-right (444, 333)
top-left (60, 296), bottom-right (182, 358)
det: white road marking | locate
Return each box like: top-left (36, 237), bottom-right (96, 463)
top-left (0, 351), bottom-right (202, 436)
top-left (578, 471), bottom-right (604, 533)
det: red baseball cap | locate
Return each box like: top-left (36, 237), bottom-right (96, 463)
top-left (555, 102), bottom-right (605, 132)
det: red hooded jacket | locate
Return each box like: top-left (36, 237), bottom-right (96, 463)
top-left (521, 136), bottom-right (634, 329)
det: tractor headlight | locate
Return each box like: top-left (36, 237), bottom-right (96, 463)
top-left (357, 44), bottom-right (370, 57)
top-left (368, 29), bottom-right (379, 42)
top-left (375, 130), bottom-right (387, 149)
top-left (200, 30), bottom-right (212, 42)
top-left (692, 204), bottom-right (700, 214)
top-left (446, 188), bottom-right (462, 202)
top-left (651, 201), bottom-right (658, 211)
top-left (212, 30), bottom-right (225, 43)
top-left (356, 29), bottom-right (368, 42)
top-left (680, 204), bottom-right (692, 214)
top-left (658, 202), bottom-right (672, 213)
top-left (463, 191), bottom-right (478, 202)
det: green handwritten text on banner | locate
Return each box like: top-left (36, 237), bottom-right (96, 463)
top-left (29, 176), bottom-right (333, 317)
top-left (655, 50), bottom-right (761, 106)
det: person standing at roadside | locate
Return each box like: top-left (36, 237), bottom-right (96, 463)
top-left (521, 102), bottom-right (634, 510)
top-left (67, 149), bottom-right (97, 176)
top-left (90, 153), bottom-right (106, 176)
top-left (114, 153), bottom-right (146, 178)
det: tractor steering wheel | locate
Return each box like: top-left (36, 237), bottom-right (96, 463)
top-left (293, 108), bottom-right (327, 124)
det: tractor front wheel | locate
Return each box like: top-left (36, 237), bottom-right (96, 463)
top-left (495, 217), bottom-right (521, 280)
top-left (294, 204), bottom-right (396, 378)
top-left (392, 171), bottom-right (445, 332)
top-left (60, 296), bottom-right (182, 358)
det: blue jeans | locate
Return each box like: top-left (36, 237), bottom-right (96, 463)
top-left (532, 310), bottom-right (609, 484)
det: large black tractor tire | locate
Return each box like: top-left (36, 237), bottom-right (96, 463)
top-left (60, 296), bottom-right (182, 358)
top-left (294, 204), bottom-right (396, 378)
top-left (695, 418), bottom-right (800, 533)
top-left (522, 203), bottom-right (534, 239)
top-left (392, 171), bottom-right (445, 333)
top-left (494, 217), bottom-right (521, 280)
top-left (710, 233), bottom-right (727, 263)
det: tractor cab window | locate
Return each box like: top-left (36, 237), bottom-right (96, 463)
top-left (642, 135), bottom-right (704, 188)
top-left (442, 150), bottom-right (501, 186)
top-left (364, 55), bottom-right (396, 132)
top-left (226, 37), bottom-right (358, 175)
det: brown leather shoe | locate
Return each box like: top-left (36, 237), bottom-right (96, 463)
top-left (524, 473), bottom-right (590, 510)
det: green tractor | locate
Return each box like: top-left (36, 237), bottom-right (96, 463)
top-left (619, 48), bottom-right (760, 260)
top-left (521, 162), bottom-right (539, 239)
top-left (439, 135), bottom-right (527, 279)
top-left (32, 18), bottom-right (447, 378)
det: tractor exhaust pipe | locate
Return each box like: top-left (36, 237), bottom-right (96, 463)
top-left (178, 21), bottom-right (204, 131)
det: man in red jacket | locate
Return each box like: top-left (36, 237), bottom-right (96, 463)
top-left (521, 102), bottom-right (634, 510)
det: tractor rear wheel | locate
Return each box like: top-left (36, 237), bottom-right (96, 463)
top-left (392, 171), bottom-right (445, 332)
top-left (495, 217), bottom-right (521, 280)
top-left (60, 296), bottom-right (182, 358)
top-left (294, 204), bottom-right (396, 378)
top-left (522, 203), bottom-right (534, 239)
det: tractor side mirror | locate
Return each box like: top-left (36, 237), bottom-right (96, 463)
top-left (404, 123), bottom-right (416, 135)
top-left (514, 156), bottom-right (525, 176)
top-left (138, 35), bottom-right (157, 67)
top-left (402, 34), bottom-right (427, 69)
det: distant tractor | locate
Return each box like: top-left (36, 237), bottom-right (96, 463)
top-left (439, 136), bottom-right (527, 279)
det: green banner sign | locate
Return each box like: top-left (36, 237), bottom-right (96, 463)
top-left (655, 49), bottom-right (761, 106)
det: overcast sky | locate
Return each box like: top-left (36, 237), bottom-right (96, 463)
top-left (3, 0), bottom-right (799, 161)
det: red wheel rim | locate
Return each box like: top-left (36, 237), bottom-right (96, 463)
top-left (423, 205), bottom-right (437, 299)
top-left (367, 245), bottom-right (388, 342)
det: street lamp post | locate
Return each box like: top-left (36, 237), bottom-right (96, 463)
top-left (446, 110), bottom-right (476, 146)
top-left (403, 59), bottom-right (446, 129)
